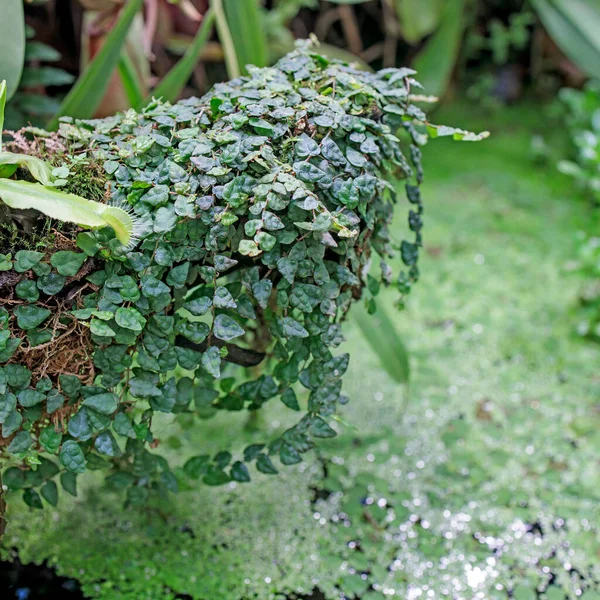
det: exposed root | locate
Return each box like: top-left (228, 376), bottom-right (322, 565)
top-left (11, 313), bottom-right (95, 386)
top-left (0, 241), bottom-right (99, 391)
top-left (0, 313), bottom-right (95, 450)
top-left (50, 403), bottom-right (84, 434)
top-left (52, 230), bottom-right (80, 252)
top-left (0, 271), bottom-right (22, 292)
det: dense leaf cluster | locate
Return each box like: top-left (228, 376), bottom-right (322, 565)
top-left (0, 43), bottom-right (481, 509)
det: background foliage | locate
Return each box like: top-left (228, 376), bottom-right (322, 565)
top-left (2, 0), bottom-right (600, 131)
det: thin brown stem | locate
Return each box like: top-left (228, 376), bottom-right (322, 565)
top-left (175, 335), bottom-right (266, 367)
top-left (338, 5), bottom-right (363, 56)
top-left (0, 466), bottom-right (6, 543)
top-left (382, 0), bottom-right (399, 68)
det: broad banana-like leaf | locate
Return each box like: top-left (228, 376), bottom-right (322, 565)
top-left (395, 0), bottom-right (445, 44)
top-left (0, 0), bottom-right (25, 100)
top-left (531, 0), bottom-right (600, 80)
top-left (0, 178), bottom-right (134, 246)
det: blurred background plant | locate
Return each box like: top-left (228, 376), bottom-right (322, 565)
top-left (554, 81), bottom-right (600, 343)
top-left (572, 231), bottom-right (600, 341)
top-left (1, 0), bottom-right (600, 131)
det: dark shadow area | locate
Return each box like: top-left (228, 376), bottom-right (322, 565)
top-left (0, 557), bottom-right (84, 599)
top-left (0, 559), bottom-right (329, 600)
top-left (296, 590), bottom-right (326, 600)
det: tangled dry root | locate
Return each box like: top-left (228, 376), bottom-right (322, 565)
top-left (0, 237), bottom-right (98, 390)
top-left (0, 303), bottom-right (95, 449)
top-left (12, 316), bottom-right (95, 386)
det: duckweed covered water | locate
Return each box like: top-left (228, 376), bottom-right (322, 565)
top-left (2, 106), bottom-right (599, 599)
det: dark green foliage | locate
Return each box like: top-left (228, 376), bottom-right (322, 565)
top-left (0, 42), bottom-right (479, 508)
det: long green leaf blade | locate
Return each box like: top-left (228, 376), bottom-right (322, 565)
top-left (222, 0), bottom-right (268, 74)
top-left (117, 54), bottom-right (145, 110)
top-left (212, 0), bottom-right (241, 79)
top-left (151, 10), bottom-right (216, 104)
top-left (48, 0), bottom-right (143, 129)
top-left (352, 301), bottom-right (410, 384)
top-left (412, 0), bottom-right (465, 98)
top-left (553, 0), bottom-right (600, 44)
top-left (0, 179), bottom-right (134, 246)
top-left (0, 0), bottom-right (25, 100)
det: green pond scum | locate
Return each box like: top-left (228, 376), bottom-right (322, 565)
top-left (1, 103), bottom-right (597, 599)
